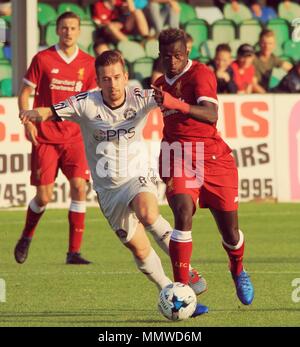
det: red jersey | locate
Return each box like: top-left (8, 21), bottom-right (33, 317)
top-left (24, 45), bottom-right (97, 144)
top-left (155, 60), bottom-right (231, 157)
top-left (231, 61), bottom-right (255, 92)
top-left (92, 0), bottom-right (125, 25)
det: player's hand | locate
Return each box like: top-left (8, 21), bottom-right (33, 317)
top-left (151, 84), bottom-right (165, 107)
top-left (19, 109), bottom-right (41, 124)
top-left (24, 121), bottom-right (38, 146)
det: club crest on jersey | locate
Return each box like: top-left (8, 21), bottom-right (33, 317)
top-left (124, 108), bottom-right (137, 120)
top-left (93, 129), bottom-right (106, 142)
top-left (77, 68), bottom-right (85, 80)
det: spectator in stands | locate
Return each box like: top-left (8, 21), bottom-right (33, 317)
top-left (146, 0), bottom-right (180, 35)
top-left (231, 44), bottom-right (257, 94)
top-left (0, 0), bottom-right (11, 16)
top-left (250, 0), bottom-right (277, 24)
top-left (208, 43), bottom-right (237, 94)
top-left (253, 29), bottom-right (293, 93)
top-left (93, 39), bottom-right (110, 56)
top-left (274, 61), bottom-right (300, 93)
top-left (92, 0), bottom-right (149, 43)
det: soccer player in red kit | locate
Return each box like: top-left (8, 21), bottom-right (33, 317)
top-left (153, 29), bottom-right (254, 306)
top-left (14, 12), bottom-right (97, 265)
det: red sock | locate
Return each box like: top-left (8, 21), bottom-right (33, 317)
top-left (21, 200), bottom-right (45, 239)
top-left (68, 201), bottom-right (86, 253)
top-left (222, 231), bottom-right (245, 276)
top-left (169, 230), bottom-right (193, 284)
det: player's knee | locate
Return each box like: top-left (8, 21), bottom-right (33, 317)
top-left (138, 209), bottom-right (158, 227)
top-left (70, 181), bottom-right (86, 199)
top-left (173, 205), bottom-right (193, 229)
top-left (35, 194), bottom-right (51, 207)
top-left (133, 245), bottom-right (150, 261)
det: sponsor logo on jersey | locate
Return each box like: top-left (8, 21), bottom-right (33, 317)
top-left (96, 114), bottom-right (102, 120)
top-left (93, 127), bottom-right (136, 142)
top-left (51, 68), bottom-right (59, 74)
top-left (124, 108), bottom-right (137, 120)
top-left (77, 68), bottom-right (85, 80)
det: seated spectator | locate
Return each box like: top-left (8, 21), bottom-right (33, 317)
top-left (250, 0), bottom-right (277, 24)
top-left (253, 29), bottom-right (293, 93)
top-left (93, 39), bottom-right (110, 56)
top-left (274, 61), bottom-right (300, 93)
top-left (0, 0), bottom-right (11, 16)
top-left (146, 0), bottom-right (180, 35)
top-left (92, 0), bottom-right (149, 43)
top-left (208, 43), bottom-right (237, 94)
top-left (231, 44), bottom-right (257, 94)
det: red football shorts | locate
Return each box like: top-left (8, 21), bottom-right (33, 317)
top-left (30, 141), bottom-right (90, 186)
top-left (159, 147), bottom-right (238, 212)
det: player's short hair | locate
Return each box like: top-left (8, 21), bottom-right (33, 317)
top-left (259, 29), bottom-right (275, 41)
top-left (158, 28), bottom-right (187, 49)
top-left (56, 11), bottom-right (81, 28)
top-left (95, 50), bottom-right (126, 74)
top-left (215, 43), bottom-right (232, 54)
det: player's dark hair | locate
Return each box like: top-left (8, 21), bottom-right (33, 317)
top-left (215, 43), bottom-right (232, 54)
top-left (56, 11), bottom-right (81, 28)
top-left (259, 29), bottom-right (275, 41)
top-left (158, 29), bottom-right (187, 49)
top-left (95, 50), bottom-right (126, 74)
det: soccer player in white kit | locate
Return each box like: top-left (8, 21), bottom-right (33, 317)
top-left (19, 51), bottom-right (208, 314)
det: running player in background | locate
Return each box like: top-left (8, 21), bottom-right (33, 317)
top-left (19, 50), bottom-right (208, 317)
top-left (152, 28), bottom-right (254, 305)
top-left (14, 12), bottom-right (96, 265)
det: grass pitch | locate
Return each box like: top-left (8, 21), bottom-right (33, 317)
top-left (0, 203), bottom-right (299, 327)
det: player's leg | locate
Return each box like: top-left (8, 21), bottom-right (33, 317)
top-left (167, 193), bottom-right (195, 285)
top-left (131, 191), bottom-right (207, 295)
top-left (210, 208), bottom-right (254, 305)
top-left (14, 144), bottom-right (58, 264)
top-left (66, 177), bottom-right (90, 265)
top-left (59, 142), bottom-right (91, 264)
top-left (123, 222), bottom-right (172, 290)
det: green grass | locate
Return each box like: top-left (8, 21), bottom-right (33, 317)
top-left (0, 203), bottom-right (300, 327)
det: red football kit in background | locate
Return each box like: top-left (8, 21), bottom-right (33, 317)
top-left (24, 45), bottom-right (97, 185)
top-left (155, 59), bottom-right (239, 212)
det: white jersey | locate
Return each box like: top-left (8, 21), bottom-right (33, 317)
top-left (53, 86), bottom-right (157, 191)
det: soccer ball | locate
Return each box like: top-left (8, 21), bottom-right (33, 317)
top-left (158, 282), bottom-right (197, 321)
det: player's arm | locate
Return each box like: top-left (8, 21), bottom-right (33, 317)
top-left (18, 83), bottom-right (40, 145)
top-left (19, 107), bottom-right (54, 124)
top-left (151, 85), bottom-right (218, 124)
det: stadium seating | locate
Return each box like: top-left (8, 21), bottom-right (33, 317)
top-left (283, 40), bottom-right (300, 62)
top-left (132, 57), bottom-right (154, 81)
top-left (0, 78), bottom-right (12, 96)
top-left (57, 2), bottom-right (87, 20)
top-left (38, 3), bottom-right (57, 27)
top-left (267, 18), bottom-right (290, 56)
top-left (185, 19), bottom-right (208, 51)
top-left (223, 2), bottom-right (252, 24)
top-left (145, 39), bottom-right (159, 59)
top-left (278, 1), bottom-right (300, 23)
top-left (0, 44), bottom-right (4, 60)
top-left (229, 39), bottom-right (243, 58)
top-left (195, 6), bottom-right (223, 24)
top-left (269, 67), bottom-right (288, 89)
top-left (211, 19), bottom-right (236, 44)
top-left (45, 20), bottom-right (58, 46)
top-left (77, 20), bottom-right (95, 50)
top-left (200, 40), bottom-right (217, 60)
top-left (239, 19), bottom-right (262, 46)
top-left (117, 40), bottom-right (146, 63)
top-left (0, 60), bottom-right (12, 79)
top-left (179, 2), bottom-right (197, 25)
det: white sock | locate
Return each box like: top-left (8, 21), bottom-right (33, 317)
top-left (222, 230), bottom-right (244, 250)
top-left (145, 215), bottom-right (172, 255)
top-left (134, 248), bottom-right (172, 290)
top-left (69, 200), bottom-right (86, 213)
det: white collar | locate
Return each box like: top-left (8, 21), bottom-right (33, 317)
top-left (55, 44), bottom-right (79, 64)
top-left (164, 59), bottom-right (192, 86)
